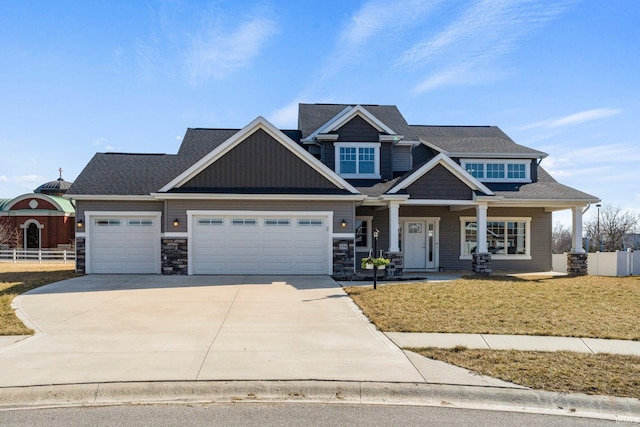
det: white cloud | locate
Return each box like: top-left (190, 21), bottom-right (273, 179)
top-left (187, 16), bottom-right (278, 84)
top-left (0, 176), bottom-right (8, 183)
top-left (269, 100), bottom-right (300, 129)
top-left (521, 108), bottom-right (623, 130)
top-left (403, 0), bottom-right (572, 92)
top-left (93, 137), bottom-right (108, 146)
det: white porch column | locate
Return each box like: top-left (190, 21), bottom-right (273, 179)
top-left (389, 201), bottom-right (400, 252)
top-left (476, 203), bottom-right (488, 253)
top-left (571, 205), bottom-right (586, 253)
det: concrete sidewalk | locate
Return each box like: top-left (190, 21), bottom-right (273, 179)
top-left (387, 332), bottom-right (640, 356)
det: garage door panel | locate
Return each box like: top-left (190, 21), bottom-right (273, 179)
top-left (192, 214), bottom-right (330, 275)
top-left (89, 215), bottom-right (160, 274)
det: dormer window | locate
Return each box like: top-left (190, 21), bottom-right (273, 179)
top-left (335, 143), bottom-right (381, 179)
top-left (461, 159), bottom-right (530, 183)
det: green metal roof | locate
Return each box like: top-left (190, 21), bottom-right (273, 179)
top-left (0, 199), bottom-right (12, 211)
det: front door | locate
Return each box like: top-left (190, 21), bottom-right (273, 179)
top-left (403, 219), bottom-right (438, 271)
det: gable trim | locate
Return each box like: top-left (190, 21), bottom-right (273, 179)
top-left (159, 116), bottom-right (360, 194)
top-left (388, 153), bottom-right (494, 196)
top-left (3, 194), bottom-right (71, 213)
top-left (302, 105), bottom-right (397, 143)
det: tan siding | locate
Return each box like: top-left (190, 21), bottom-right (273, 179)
top-left (75, 200), bottom-right (165, 231)
top-left (168, 199), bottom-right (355, 233)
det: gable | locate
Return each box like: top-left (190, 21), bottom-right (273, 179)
top-left (335, 116), bottom-right (380, 142)
top-left (405, 164), bottom-right (474, 200)
top-left (181, 128), bottom-right (340, 191)
top-left (160, 116), bottom-right (360, 195)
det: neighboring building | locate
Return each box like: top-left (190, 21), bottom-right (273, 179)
top-left (66, 104), bottom-right (598, 276)
top-left (0, 171), bottom-right (75, 250)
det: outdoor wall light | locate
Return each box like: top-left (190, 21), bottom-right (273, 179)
top-left (173, 218), bottom-right (180, 227)
top-left (77, 219), bottom-right (83, 228)
top-left (341, 219), bottom-right (347, 228)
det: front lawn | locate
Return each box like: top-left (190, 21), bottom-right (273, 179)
top-left (0, 263), bottom-right (79, 335)
top-left (413, 347), bottom-right (640, 400)
top-left (345, 275), bottom-right (640, 340)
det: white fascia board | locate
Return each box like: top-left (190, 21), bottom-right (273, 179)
top-left (159, 116), bottom-right (360, 194)
top-left (315, 134), bottom-right (339, 141)
top-left (394, 140), bottom-right (419, 146)
top-left (455, 152), bottom-right (547, 159)
top-left (380, 134), bottom-right (404, 142)
top-left (152, 193), bottom-right (366, 201)
top-left (487, 198), bottom-right (600, 209)
top-left (66, 195), bottom-right (157, 201)
top-left (401, 199), bottom-right (479, 206)
top-left (303, 105), bottom-right (397, 142)
top-left (418, 139), bottom-right (449, 155)
top-left (302, 106), bottom-right (352, 142)
top-left (377, 194), bottom-right (410, 202)
top-left (388, 153), bottom-right (494, 196)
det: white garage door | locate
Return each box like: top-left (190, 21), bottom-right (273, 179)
top-left (89, 216), bottom-right (160, 274)
top-left (192, 214), bottom-right (330, 275)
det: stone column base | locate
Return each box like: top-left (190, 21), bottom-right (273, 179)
top-left (162, 238), bottom-right (188, 275)
top-left (75, 237), bottom-right (85, 274)
top-left (333, 238), bottom-right (355, 279)
top-left (384, 251), bottom-right (403, 278)
top-left (567, 252), bottom-right (588, 276)
top-left (472, 252), bottom-right (492, 276)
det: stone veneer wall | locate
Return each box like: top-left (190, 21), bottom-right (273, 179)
top-left (162, 238), bottom-right (188, 275)
top-left (384, 251), bottom-right (403, 278)
top-left (75, 237), bottom-right (85, 274)
top-left (566, 252), bottom-right (588, 276)
top-left (333, 238), bottom-right (355, 279)
top-left (472, 252), bottom-right (492, 276)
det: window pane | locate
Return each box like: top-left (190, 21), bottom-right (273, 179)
top-left (486, 163), bottom-right (505, 179)
top-left (465, 163), bottom-right (484, 178)
top-left (508, 163), bottom-right (526, 179)
top-left (487, 221), bottom-right (505, 253)
top-left (340, 147), bottom-right (357, 174)
top-left (358, 147), bottom-right (375, 174)
top-left (464, 221), bottom-right (477, 256)
top-left (355, 219), bottom-right (368, 247)
top-left (507, 221), bottom-right (527, 254)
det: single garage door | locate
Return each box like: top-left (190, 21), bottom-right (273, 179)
top-left (89, 215), bottom-right (160, 274)
top-left (192, 214), bottom-right (330, 275)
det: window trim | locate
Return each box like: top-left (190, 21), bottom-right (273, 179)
top-left (459, 216), bottom-right (531, 260)
top-left (355, 216), bottom-right (373, 251)
top-left (461, 159), bottom-right (531, 183)
top-left (334, 142), bottom-right (381, 179)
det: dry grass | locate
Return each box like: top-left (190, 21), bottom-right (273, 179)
top-left (413, 347), bottom-right (640, 399)
top-left (0, 263), bottom-right (79, 335)
top-left (345, 275), bottom-right (640, 340)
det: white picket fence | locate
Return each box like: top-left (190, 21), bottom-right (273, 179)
top-left (0, 249), bottom-right (76, 264)
top-left (553, 250), bottom-right (640, 276)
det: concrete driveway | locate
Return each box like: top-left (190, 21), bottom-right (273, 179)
top-left (0, 275), bottom-right (425, 387)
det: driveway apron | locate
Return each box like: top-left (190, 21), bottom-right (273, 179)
top-left (0, 275), bottom-right (424, 387)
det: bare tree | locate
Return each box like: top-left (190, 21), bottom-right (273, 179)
top-left (584, 204), bottom-right (639, 252)
top-left (0, 219), bottom-right (20, 248)
top-left (552, 222), bottom-right (572, 254)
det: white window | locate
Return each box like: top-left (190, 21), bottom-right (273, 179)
top-left (198, 218), bottom-right (224, 226)
top-left (264, 219), bottom-right (290, 227)
top-left (460, 217), bottom-right (531, 259)
top-left (231, 219), bottom-right (257, 226)
top-left (95, 219), bottom-right (121, 226)
top-left (334, 143), bottom-right (380, 178)
top-left (355, 216), bottom-right (372, 250)
top-left (462, 159), bottom-right (531, 183)
top-left (297, 219), bottom-right (323, 227)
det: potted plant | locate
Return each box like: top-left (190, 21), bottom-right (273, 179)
top-left (361, 256), bottom-right (390, 270)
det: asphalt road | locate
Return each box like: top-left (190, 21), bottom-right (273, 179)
top-left (0, 403), bottom-right (621, 426)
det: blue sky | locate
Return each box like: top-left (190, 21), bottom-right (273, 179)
top-left (1, 0), bottom-right (638, 227)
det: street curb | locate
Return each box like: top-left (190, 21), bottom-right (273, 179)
top-left (0, 380), bottom-right (638, 422)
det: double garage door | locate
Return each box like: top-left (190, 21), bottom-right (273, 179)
top-left (88, 212), bottom-right (330, 275)
top-left (191, 213), bottom-right (330, 275)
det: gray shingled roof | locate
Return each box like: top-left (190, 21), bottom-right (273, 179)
top-left (491, 167), bottom-right (599, 201)
top-left (177, 128), bottom-right (240, 158)
top-left (411, 125), bottom-right (547, 158)
top-left (67, 153), bottom-right (197, 195)
top-left (298, 103), bottom-right (412, 138)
